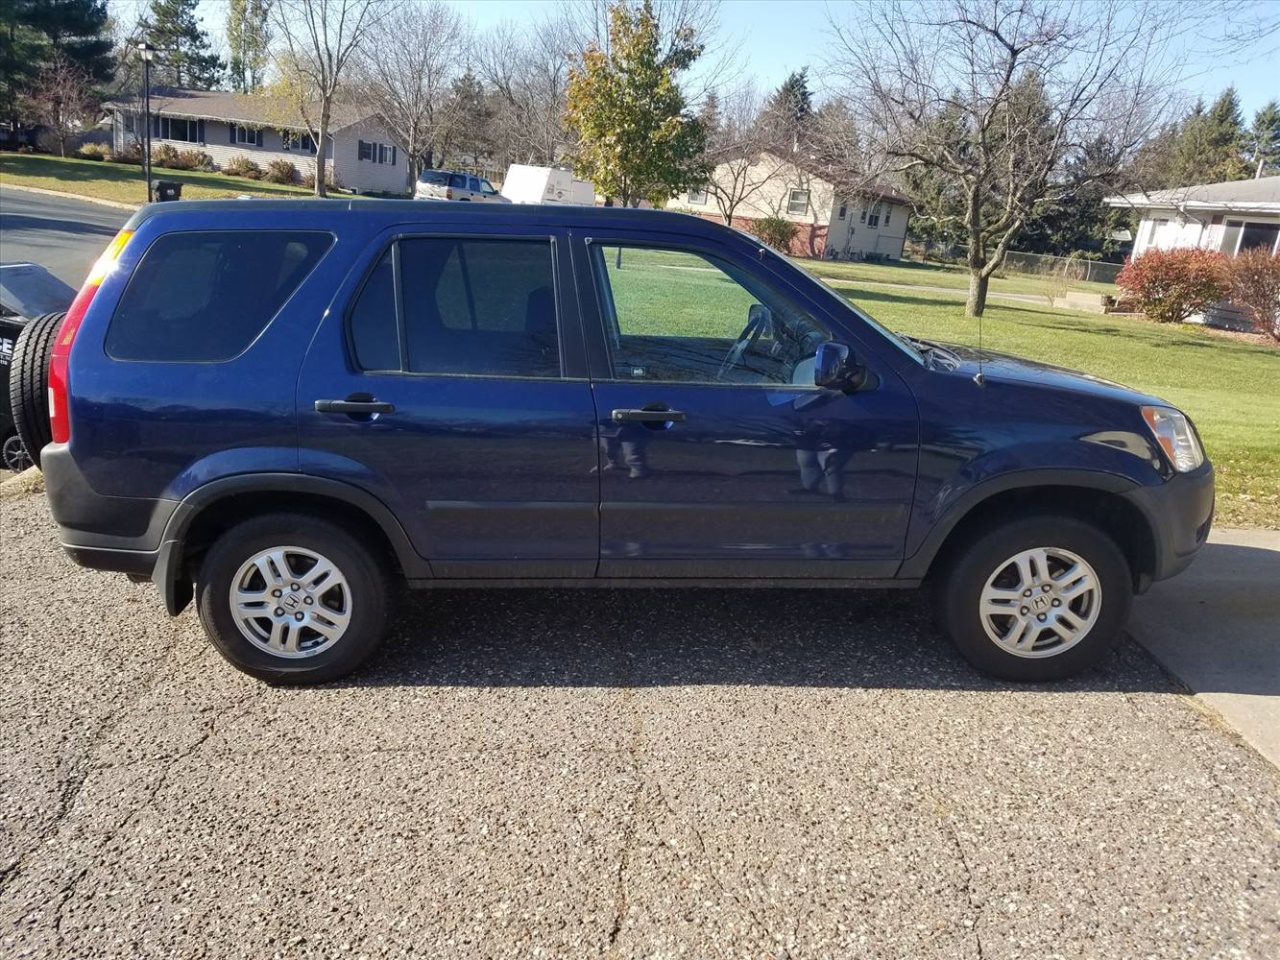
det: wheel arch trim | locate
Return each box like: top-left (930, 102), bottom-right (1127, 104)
top-left (898, 469), bottom-right (1145, 580)
top-left (154, 473), bottom-right (430, 615)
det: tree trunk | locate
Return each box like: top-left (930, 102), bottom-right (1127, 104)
top-left (315, 103), bottom-right (330, 198)
top-left (966, 269), bottom-right (990, 318)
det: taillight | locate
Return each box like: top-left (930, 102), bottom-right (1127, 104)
top-left (48, 229), bottom-right (133, 444)
top-left (445, 187), bottom-right (453, 200)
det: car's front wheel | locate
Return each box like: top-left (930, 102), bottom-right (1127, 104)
top-left (196, 513), bottom-right (392, 684)
top-left (934, 515), bottom-right (1133, 681)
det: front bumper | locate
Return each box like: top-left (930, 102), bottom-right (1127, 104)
top-left (1122, 461), bottom-right (1215, 587)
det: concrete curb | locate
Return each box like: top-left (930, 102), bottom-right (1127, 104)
top-left (0, 182), bottom-right (139, 212)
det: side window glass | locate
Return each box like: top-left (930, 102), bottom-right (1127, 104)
top-left (399, 238), bottom-right (560, 378)
top-left (590, 245), bottom-right (828, 385)
top-left (106, 230), bottom-right (332, 362)
top-left (348, 249), bottom-right (399, 370)
top-left (449, 173), bottom-right (467, 189)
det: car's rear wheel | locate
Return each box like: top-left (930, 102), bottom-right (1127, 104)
top-left (196, 513), bottom-right (392, 684)
top-left (8, 311), bottom-right (64, 470)
top-left (934, 515), bottom-right (1132, 681)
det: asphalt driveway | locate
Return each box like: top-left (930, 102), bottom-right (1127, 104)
top-left (2, 491), bottom-right (1278, 958)
top-left (0, 185), bottom-right (129, 287)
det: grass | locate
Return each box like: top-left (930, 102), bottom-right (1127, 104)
top-left (0, 151), bottom-right (312, 204)
top-left (795, 255), bottom-right (1118, 301)
top-left (601, 251), bottom-right (1278, 528)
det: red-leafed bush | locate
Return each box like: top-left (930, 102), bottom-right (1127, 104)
top-left (1116, 248), bottom-right (1230, 324)
top-left (1227, 247), bottom-right (1280, 341)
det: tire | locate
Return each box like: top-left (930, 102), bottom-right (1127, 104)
top-left (933, 514), bottom-right (1133, 682)
top-left (196, 513), bottom-right (392, 684)
top-left (8, 310), bottom-right (64, 470)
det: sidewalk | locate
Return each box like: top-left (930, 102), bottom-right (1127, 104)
top-left (1130, 527), bottom-right (1280, 766)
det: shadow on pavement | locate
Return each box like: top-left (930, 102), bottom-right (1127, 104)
top-left (0, 213), bottom-right (119, 238)
top-left (349, 583), bottom-right (1189, 695)
top-left (1133, 541), bottom-right (1280, 699)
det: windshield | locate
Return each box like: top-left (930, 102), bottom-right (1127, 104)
top-left (748, 239), bottom-right (925, 365)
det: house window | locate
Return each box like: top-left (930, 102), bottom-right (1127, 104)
top-left (838, 204), bottom-right (847, 220)
top-left (358, 140), bottom-right (397, 165)
top-left (123, 111), bottom-right (140, 136)
top-left (867, 202), bottom-right (881, 229)
top-left (1238, 222), bottom-right (1280, 254)
top-left (153, 116), bottom-right (201, 143)
top-left (859, 204), bottom-right (867, 223)
top-left (687, 187), bottom-right (706, 204)
top-left (787, 189), bottom-right (809, 215)
top-left (231, 125), bottom-right (263, 146)
top-left (883, 206), bottom-right (891, 226)
top-left (282, 131), bottom-right (317, 154)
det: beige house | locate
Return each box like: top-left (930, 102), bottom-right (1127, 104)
top-left (109, 88), bottom-right (410, 195)
top-left (1104, 176), bottom-right (1280, 258)
top-left (668, 151), bottom-right (911, 259)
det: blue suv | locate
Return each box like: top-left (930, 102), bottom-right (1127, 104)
top-left (13, 201), bottom-right (1214, 684)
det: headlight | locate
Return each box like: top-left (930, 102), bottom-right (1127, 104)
top-left (1141, 406), bottom-right (1205, 473)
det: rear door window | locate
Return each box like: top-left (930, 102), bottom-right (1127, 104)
top-left (106, 230), bottom-right (332, 362)
top-left (347, 237), bottom-right (560, 379)
top-left (448, 173), bottom-right (468, 190)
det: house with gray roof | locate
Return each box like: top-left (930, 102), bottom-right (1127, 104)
top-left (1104, 176), bottom-right (1280, 259)
top-left (108, 88), bottom-right (410, 195)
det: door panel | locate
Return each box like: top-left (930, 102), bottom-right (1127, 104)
top-left (298, 229), bottom-right (599, 578)
top-left (577, 239), bottom-right (919, 578)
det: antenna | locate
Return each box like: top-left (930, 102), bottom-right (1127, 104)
top-left (973, 309), bottom-right (986, 386)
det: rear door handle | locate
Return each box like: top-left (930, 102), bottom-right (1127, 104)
top-left (315, 399), bottom-right (395, 414)
top-left (611, 408), bottom-right (686, 423)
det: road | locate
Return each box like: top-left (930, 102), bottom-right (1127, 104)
top-left (1, 491), bottom-right (1278, 958)
top-left (0, 185), bottom-right (129, 288)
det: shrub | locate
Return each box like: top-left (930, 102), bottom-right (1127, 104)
top-left (1116, 248), bottom-right (1230, 324)
top-left (300, 168), bottom-right (339, 191)
top-left (264, 158), bottom-right (299, 184)
top-left (170, 149), bottom-right (214, 171)
top-left (222, 154), bottom-right (263, 179)
top-left (106, 140), bottom-right (142, 164)
top-left (1227, 247), bottom-right (1280, 341)
top-left (752, 214), bottom-right (798, 252)
top-left (75, 143), bottom-right (112, 161)
top-left (153, 143), bottom-right (180, 168)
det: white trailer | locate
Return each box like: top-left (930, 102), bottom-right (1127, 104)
top-left (500, 165), bottom-right (596, 205)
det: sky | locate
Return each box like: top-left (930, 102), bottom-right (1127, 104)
top-left (119, 0), bottom-right (1279, 120)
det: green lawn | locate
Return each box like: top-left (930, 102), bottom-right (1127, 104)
top-left (796, 255), bottom-right (1118, 300)
top-left (601, 252), bottom-right (1278, 528)
top-left (0, 151), bottom-right (312, 204)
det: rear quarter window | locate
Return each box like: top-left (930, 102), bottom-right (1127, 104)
top-left (105, 230), bottom-right (333, 362)
top-left (418, 170), bottom-right (448, 185)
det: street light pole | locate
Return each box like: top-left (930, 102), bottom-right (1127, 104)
top-left (137, 43), bottom-right (155, 203)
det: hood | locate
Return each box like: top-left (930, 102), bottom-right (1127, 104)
top-left (918, 339), bottom-right (1166, 407)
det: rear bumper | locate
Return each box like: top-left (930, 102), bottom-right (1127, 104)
top-left (1122, 462), bottom-right (1215, 587)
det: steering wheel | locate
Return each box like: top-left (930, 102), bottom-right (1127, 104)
top-left (716, 305), bottom-right (771, 380)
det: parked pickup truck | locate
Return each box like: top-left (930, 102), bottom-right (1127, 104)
top-left (8, 201), bottom-right (1214, 684)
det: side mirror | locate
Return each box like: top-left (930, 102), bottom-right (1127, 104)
top-left (814, 341), bottom-right (868, 391)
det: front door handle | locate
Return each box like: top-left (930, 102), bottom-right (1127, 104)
top-left (611, 408), bottom-right (686, 423)
top-left (315, 399), bottom-right (395, 415)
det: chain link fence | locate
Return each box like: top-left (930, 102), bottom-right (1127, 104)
top-left (1000, 251), bottom-right (1121, 285)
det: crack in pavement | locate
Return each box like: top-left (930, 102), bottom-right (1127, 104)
top-left (936, 801), bottom-right (986, 960)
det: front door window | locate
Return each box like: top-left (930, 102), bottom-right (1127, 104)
top-left (588, 244), bottom-right (829, 387)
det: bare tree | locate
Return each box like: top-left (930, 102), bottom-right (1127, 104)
top-left (269, 0), bottom-right (400, 197)
top-left (828, 0), bottom-right (1183, 316)
top-left (354, 1), bottom-right (466, 187)
top-left (699, 83), bottom-right (783, 224)
top-left (475, 16), bottom-right (575, 166)
top-left (25, 52), bottom-right (98, 157)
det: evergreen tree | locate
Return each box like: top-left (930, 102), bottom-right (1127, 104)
top-left (762, 67), bottom-right (812, 150)
top-left (228, 0), bottom-right (271, 93)
top-left (141, 0), bottom-right (224, 90)
top-left (1173, 89), bottom-right (1248, 184)
top-left (1247, 100), bottom-right (1280, 178)
top-left (1, 0), bottom-right (111, 131)
top-left (446, 69), bottom-right (495, 167)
